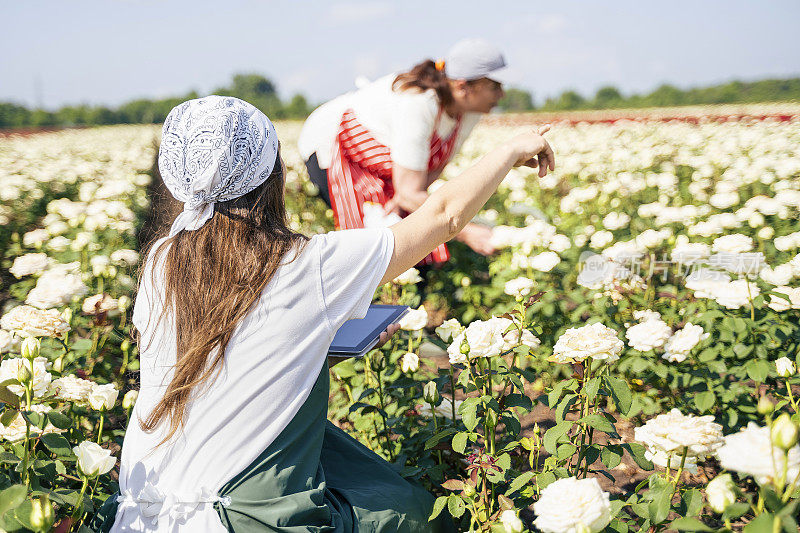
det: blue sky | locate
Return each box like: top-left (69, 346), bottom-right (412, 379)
top-left (2, 0), bottom-right (799, 109)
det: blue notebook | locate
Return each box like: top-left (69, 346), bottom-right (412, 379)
top-left (328, 304), bottom-right (409, 358)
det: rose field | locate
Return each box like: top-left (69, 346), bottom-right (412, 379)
top-left (1, 104), bottom-right (800, 532)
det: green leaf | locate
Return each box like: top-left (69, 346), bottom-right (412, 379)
top-left (604, 376), bottom-right (632, 416)
top-left (583, 376), bottom-right (601, 403)
top-left (745, 359), bottom-right (770, 382)
top-left (555, 393), bottom-right (578, 423)
top-left (46, 411), bottom-right (72, 430)
top-left (693, 391), bottom-right (716, 413)
top-left (428, 496), bottom-right (447, 521)
top-left (680, 488), bottom-right (704, 517)
top-left (0, 484), bottom-right (27, 517)
top-left (743, 512), bottom-right (774, 533)
top-left (543, 421), bottom-right (572, 455)
top-left (506, 471), bottom-right (535, 495)
top-left (424, 428), bottom-right (457, 450)
top-left (556, 443), bottom-right (577, 460)
top-left (459, 397), bottom-right (481, 432)
top-left (22, 410), bottom-right (47, 430)
top-left (447, 494), bottom-right (465, 518)
top-left (40, 433), bottom-right (72, 456)
top-left (601, 445), bottom-right (623, 469)
top-left (723, 502), bottom-right (750, 520)
top-left (12, 501), bottom-right (33, 530)
top-left (647, 483), bottom-right (673, 525)
top-left (624, 443), bottom-right (654, 470)
top-left (452, 432), bottom-right (469, 455)
top-left (580, 413), bottom-right (615, 434)
top-left (669, 517), bottom-right (713, 531)
top-left (0, 386), bottom-right (20, 408)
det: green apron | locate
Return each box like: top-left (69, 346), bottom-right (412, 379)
top-left (90, 360), bottom-right (457, 532)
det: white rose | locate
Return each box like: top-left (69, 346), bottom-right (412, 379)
top-left (711, 279), bottom-right (760, 310)
top-left (400, 352), bottom-right (419, 373)
top-left (88, 383), bottom-right (119, 410)
top-left (602, 212), bottom-right (630, 230)
top-left (122, 390), bottom-right (139, 410)
top-left (757, 226), bottom-right (775, 240)
top-left (392, 268), bottom-right (422, 285)
top-left (504, 328), bottom-right (541, 351)
top-left (9, 253), bottom-right (52, 278)
top-left (670, 241), bottom-right (710, 265)
top-left (685, 268), bottom-right (730, 299)
top-left (50, 375), bottom-right (95, 403)
top-left (775, 357), bottom-right (796, 377)
top-left (435, 318), bottom-right (462, 343)
top-left (73, 441), bottom-right (116, 477)
top-left (712, 234), bottom-right (753, 254)
top-left (625, 318), bottom-right (672, 352)
top-left (760, 264), bottom-right (794, 286)
top-left (716, 422), bottom-right (800, 486)
top-left (0, 306), bottom-right (71, 338)
top-left (500, 510), bottom-right (523, 533)
top-left (791, 253), bottom-right (800, 276)
top-left (552, 323), bottom-right (623, 363)
top-left (0, 404), bottom-right (62, 442)
top-left (504, 277), bottom-right (535, 299)
top-left (89, 255), bottom-right (111, 277)
top-left (399, 306), bottom-right (427, 331)
top-left (589, 230), bottom-right (614, 249)
top-left (533, 477), bottom-right (611, 533)
top-left (448, 318), bottom-right (509, 361)
top-left (530, 251), bottom-right (560, 272)
top-left (0, 357), bottom-right (52, 398)
top-left (767, 286), bottom-right (800, 312)
top-left (709, 252), bottom-right (765, 276)
top-left (706, 473), bottom-right (737, 514)
top-left (635, 409), bottom-right (724, 471)
top-left (548, 234), bottom-right (571, 253)
top-left (25, 271), bottom-right (89, 309)
top-left (662, 323), bottom-right (709, 363)
top-left (0, 330), bottom-right (20, 353)
top-left (46, 236), bottom-right (72, 252)
top-left (82, 294), bottom-right (120, 317)
top-left (110, 249), bottom-right (140, 266)
top-left (23, 229), bottom-right (50, 248)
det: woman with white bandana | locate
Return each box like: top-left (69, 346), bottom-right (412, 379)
top-left (90, 95), bottom-right (553, 532)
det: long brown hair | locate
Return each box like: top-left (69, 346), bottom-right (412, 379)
top-left (138, 155), bottom-right (308, 446)
top-left (393, 59), bottom-right (454, 109)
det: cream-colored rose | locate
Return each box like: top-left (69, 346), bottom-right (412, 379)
top-left (635, 409), bottom-right (724, 472)
top-left (712, 234), bottom-right (753, 253)
top-left (500, 510), bottom-right (523, 533)
top-left (417, 397), bottom-right (462, 420)
top-left (25, 270), bottom-right (89, 309)
top-left (73, 441), bottom-right (116, 477)
top-left (0, 305), bottom-right (71, 338)
top-left (759, 264), bottom-right (794, 286)
top-left (399, 306), bottom-right (427, 331)
top-left (449, 317), bottom-right (511, 361)
top-left (710, 279), bottom-right (760, 310)
top-left (0, 330), bottom-right (19, 353)
top-left (88, 383), bottom-right (119, 410)
top-left (50, 375), bottom-right (95, 403)
top-left (23, 229), bottom-right (50, 248)
top-left (530, 251), bottom-right (560, 272)
top-left (625, 316), bottom-right (671, 352)
top-left (662, 323), bottom-right (708, 363)
top-left (110, 249), bottom-right (140, 266)
top-left (9, 253), bottom-right (52, 278)
top-left (435, 318), bottom-right (462, 343)
top-left (767, 286), bottom-right (800, 312)
top-left (0, 404), bottom-right (63, 442)
top-left (392, 268), bottom-right (422, 285)
top-left (400, 352), bottom-right (419, 373)
top-left (670, 241), bottom-right (710, 265)
top-left (775, 357), bottom-right (796, 377)
top-left (706, 473), bottom-right (736, 514)
top-left (504, 277), bottom-right (535, 299)
top-left (0, 357), bottom-right (52, 398)
top-left (82, 294), bottom-right (120, 317)
top-left (533, 477), bottom-right (611, 533)
top-left (552, 323), bottom-right (623, 363)
top-left (122, 390), bottom-right (139, 410)
top-left (716, 422), bottom-right (800, 486)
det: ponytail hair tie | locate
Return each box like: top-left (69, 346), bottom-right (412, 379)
top-left (434, 59), bottom-right (445, 72)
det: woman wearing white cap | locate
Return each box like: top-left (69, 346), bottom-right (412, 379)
top-left (298, 38), bottom-right (510, 263)
top-left (90, 95), bottom-right (553, 532)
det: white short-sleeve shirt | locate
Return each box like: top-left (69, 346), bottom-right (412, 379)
top-left (113, 227), bottom-right (394, 532)
top-left (297, 74), bottom-right (481, 171)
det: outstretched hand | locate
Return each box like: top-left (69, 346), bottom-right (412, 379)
top-left (511, 124), bottom-right (555, 177)
top-left (327, 323), bottom-right (401, 367)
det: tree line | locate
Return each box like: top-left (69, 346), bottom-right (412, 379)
top-left (2, 74), bottom-right (799, 128)
top-left (497, 77), bottom-right (800, 112)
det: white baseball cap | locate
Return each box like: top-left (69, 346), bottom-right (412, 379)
top-left (443, 38), bottom-right (510, 84)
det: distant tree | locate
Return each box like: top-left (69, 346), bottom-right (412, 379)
top-left (544, 90), bottom-right (585, 110)
top-left (593, 85), bottom-right (623, 108)
top-left (646, 84), bottom-right (685, 107)
top-left (497, 88), bottom-right (535, 111)
top-left (284, 94), bottom-right (312, 119)
top-left (0, 102), bottom-right (31, 128)
top-left (226, 74), bottom-right (277, 99)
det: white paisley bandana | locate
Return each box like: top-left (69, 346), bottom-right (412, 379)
top-left (158, 95), bottom-right (279, 237)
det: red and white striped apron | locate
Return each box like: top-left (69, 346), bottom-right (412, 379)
top-left (327, 108), bottom-right (462, 265)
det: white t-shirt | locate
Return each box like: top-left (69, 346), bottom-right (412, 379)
top-left (113, 227), bottom-right (395, 532)
top-left (297, 74), bottom-right (480, 171)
